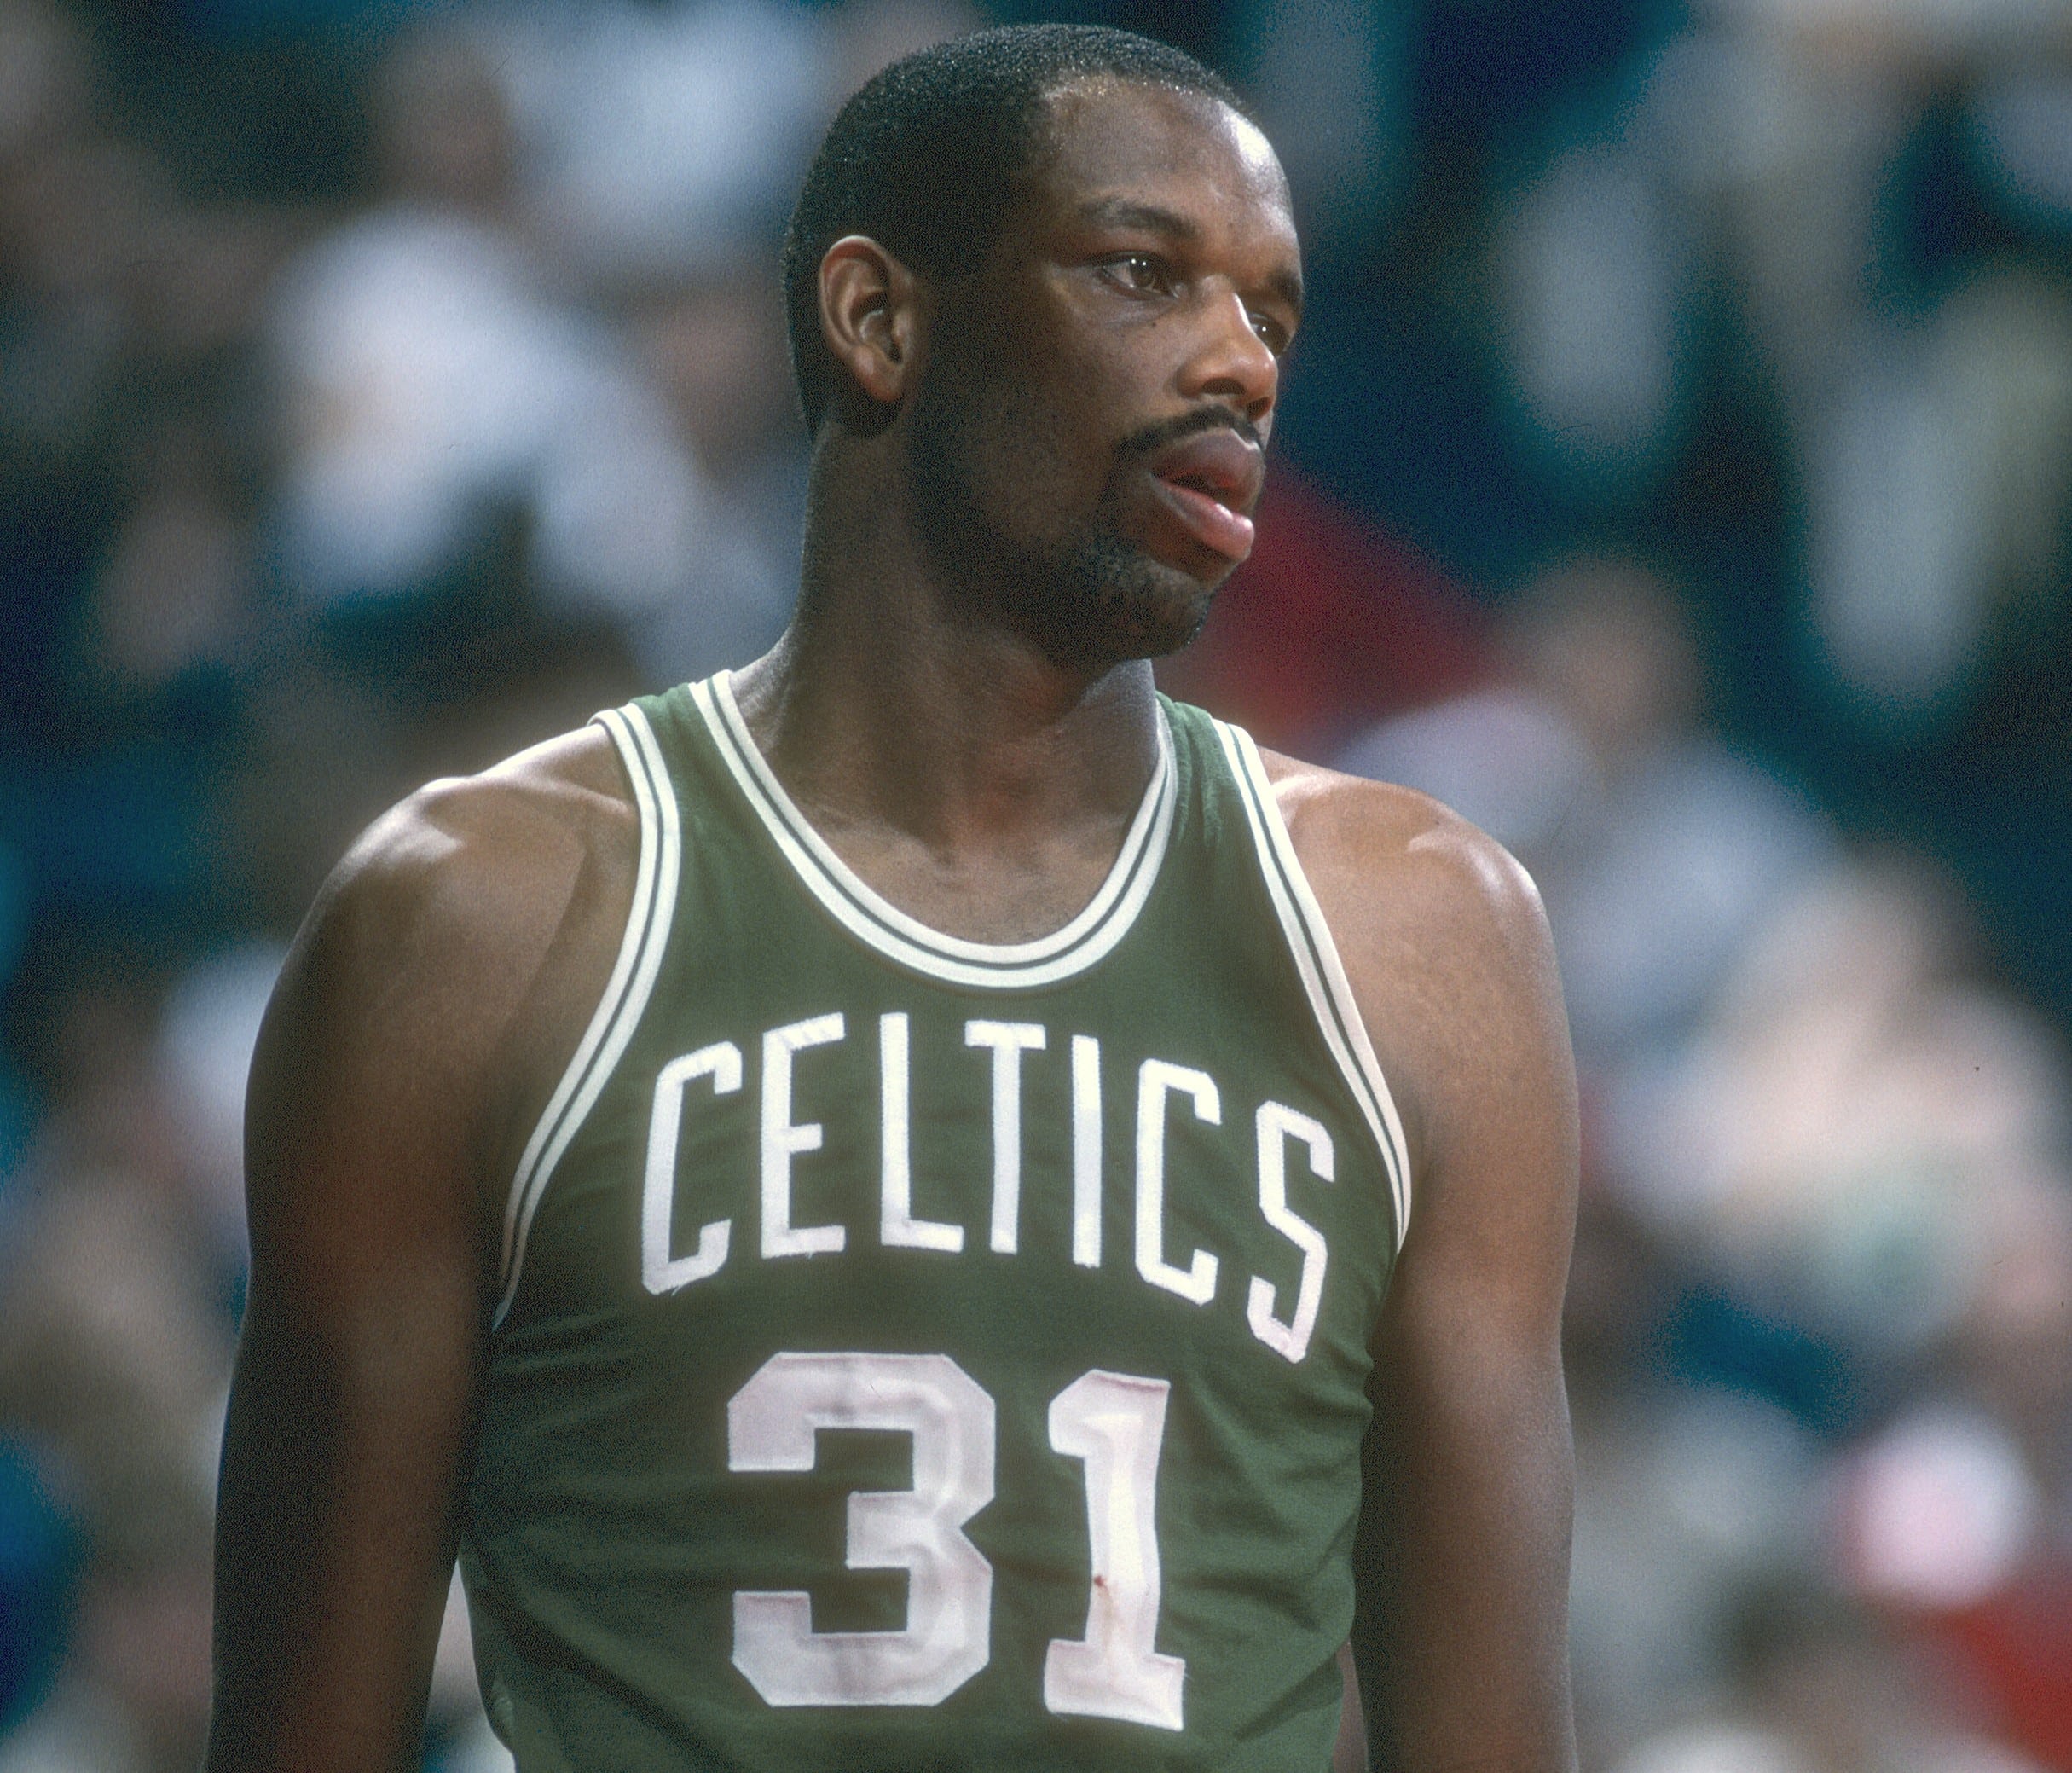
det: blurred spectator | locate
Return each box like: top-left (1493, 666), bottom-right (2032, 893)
top-left (1571, 1388), bottom-right (1822, 1751)
top-left (1228, 0), bottom-right (1411, 262)
top-left (1493, 109), bottom-right (1693, 489)
top-left (495, 0), bottom-right (831, 280)
top-left (0, 967), bottom-right (233, 1773)
top-left (1342, 555), bottom-right (1830, 1063)
top-left (1608, 1576), bottom-right (2050, 1773)
top-left (1612, 856), bottom-right (2070, 1360)
top-left (265, 22), bottom-right (709, 631)
top-left (78, 420), bottom-right (256, 711)
top-left (612, 256), bottom-right (805, 683)
top-left (1804, 270), bottom-right (2072, 729)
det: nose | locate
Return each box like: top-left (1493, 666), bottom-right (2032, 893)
top-left (1179, 284), bottom-right (1278, 432)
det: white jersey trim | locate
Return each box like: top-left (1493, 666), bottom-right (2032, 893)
top-left (1213, 719), bottom-right (1413, 1250)
top-left (690, 671), bottom-right (1177, 991)
top-left (493, 703), bottom-right (681, 1326)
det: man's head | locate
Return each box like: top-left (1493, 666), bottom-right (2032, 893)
top-left (786, 25), bottom-right (1301, 670)
top-left (782, 25), bottom-right (1253, 434)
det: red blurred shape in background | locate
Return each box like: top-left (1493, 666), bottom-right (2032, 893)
top-left (1155, 470), bottom-right (1491, 758)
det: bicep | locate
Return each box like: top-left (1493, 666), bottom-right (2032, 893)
top-left (1350, 845), bottom-right (1578, 1773)
top-left (1352, 1243), bottom-right (1575, 1773)
top-left (208, 864), bottom-right (497, 1773)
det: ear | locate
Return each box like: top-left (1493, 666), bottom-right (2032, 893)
top-left (818, 235), bottom-right (924, 409)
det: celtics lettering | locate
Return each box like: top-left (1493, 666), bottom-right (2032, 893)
top-left (640, 1011), bottom-right (1336, 1365)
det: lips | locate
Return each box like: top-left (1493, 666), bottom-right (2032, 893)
top-left (1144, 428), bottom-right (1264, 563)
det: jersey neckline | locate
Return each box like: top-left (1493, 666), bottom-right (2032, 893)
top-left (689, 671), bottom-right (1178, 991)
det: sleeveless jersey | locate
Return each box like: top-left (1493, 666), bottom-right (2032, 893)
top-left (459, 672), bottom-right (1412, 1772)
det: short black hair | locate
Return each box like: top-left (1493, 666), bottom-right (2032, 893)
top-left (781, 23), bottom-right (1252, 433)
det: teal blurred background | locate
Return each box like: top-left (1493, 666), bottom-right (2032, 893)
top-left (2, 1), bottom-right (2069, 1766)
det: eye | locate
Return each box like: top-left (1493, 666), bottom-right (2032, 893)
top-left (1100, 252), bottom-right (1175, 297)
top-left (1249, 310), bottom-right (1292, 356)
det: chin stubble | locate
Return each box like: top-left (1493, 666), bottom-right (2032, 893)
top-left (905, 365), bottom-right (1220, 670)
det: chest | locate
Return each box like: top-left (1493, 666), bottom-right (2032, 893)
top-left (525, 979), bottom-right (1389, 1373)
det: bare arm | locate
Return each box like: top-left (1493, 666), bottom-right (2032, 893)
top-left (205, 732), bottom-right (634, 1772)
top-left (1276, 763), bottom-right (1579, 1773)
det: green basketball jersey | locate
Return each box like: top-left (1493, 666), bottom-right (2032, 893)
top-left (459, 672), bottom-right (1411, 1771)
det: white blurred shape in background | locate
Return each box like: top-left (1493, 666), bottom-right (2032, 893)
top-left (1834, 1405), bottom-right (2037, 1610)
top-left (1334, 686), bottom-right (1590, 857)
top-left (496, 0), bottom-right (831, 278)
top-left (1807, 276), bottom-right (2072, 724)
top-left (1607, 857), bottom-right (2072, 1359)
top-left (1571, 1391), bottom-right (1819, 1748)
top-left (1497, 138), bottom-right (1687, 477)
top-left (1612, 1722), bottom-right (1814, 1773)
top-left (269, 210), bottom-right (706, 617)
top-left (156, 942), bottom-right (283, 1261)
top-left (1699, 0), bottom-right (2066, 61)
top-left (1232, 0), bottom-right (1407, 251)
top-left (1971, 72), bottom-right (2072, 229)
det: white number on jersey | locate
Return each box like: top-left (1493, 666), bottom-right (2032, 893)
top-left (723, 1353), bottom-right (1185, 1728)
top-left (1043, 1370), bottom-right (1186, 1728)
top-left (728, 1352), bottom-right (995, 1706)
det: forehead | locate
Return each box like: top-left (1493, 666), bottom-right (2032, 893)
top-left (1024, 78), bottom-right (1295, 243)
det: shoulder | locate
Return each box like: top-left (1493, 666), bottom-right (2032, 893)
top-left (250, 721), bottom-right (643, 1225)
top-left (1256, 749), bottom-right (1548, 964)
top-left (310, 721), bottom-right (635, 984)
top-left (1252, 749), bottom-right (1567, 1183)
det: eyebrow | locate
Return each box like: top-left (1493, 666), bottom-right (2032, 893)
top-left (1076, 196), bottom-right (1305, 320)
top-left (1079, 196), bottom-right (1202, 241)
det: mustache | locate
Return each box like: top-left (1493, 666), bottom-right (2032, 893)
top-left (1114, 406), bottom-right (1265, 463)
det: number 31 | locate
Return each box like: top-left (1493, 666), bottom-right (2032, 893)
top-left (727, 1351), bottom-right (1184, 1730)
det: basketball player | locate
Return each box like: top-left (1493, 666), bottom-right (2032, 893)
top-left (206, 26), bottom-right (1577, 1773)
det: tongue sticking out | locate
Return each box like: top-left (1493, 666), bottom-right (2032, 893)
top-left (1145, 428), bottom-right (1264, 563)
top-left (1150, 475), bottom-right (1257, 560)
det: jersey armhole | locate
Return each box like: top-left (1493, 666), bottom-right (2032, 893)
top-left (491, 704), bottom-right (681, 1327)
top-left (1212, 719), bottom-right (1414, 1253)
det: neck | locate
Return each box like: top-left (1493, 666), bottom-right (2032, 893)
top-left (730, 438), bottom-right (1162, 857)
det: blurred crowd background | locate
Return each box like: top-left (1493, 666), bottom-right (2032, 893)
top-left (1, 0), bottom-right (2069, 1767)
